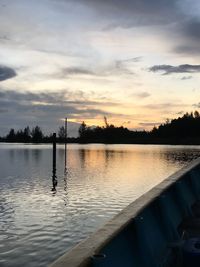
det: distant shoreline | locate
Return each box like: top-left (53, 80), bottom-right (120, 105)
top-left (1, 138), bottom-right (200, 145)
top-left (2, 111), bottom-right (200, 146)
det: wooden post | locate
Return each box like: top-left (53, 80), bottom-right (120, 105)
top-left (52, 133), bottom-right (57, 191)
top-left (53, 133), bottom-right (56, 176)
top-left (64, 117), bottom-right (67, 173)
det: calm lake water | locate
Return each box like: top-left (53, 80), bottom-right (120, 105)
top-left (1, 143), bottom-right (200, 266)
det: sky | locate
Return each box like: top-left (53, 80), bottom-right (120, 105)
top-left (0, 0), bottom-right (200, 136)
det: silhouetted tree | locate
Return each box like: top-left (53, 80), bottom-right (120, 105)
top-left (6, 128), bottom-right (15, 142)
top-left (58, 126), bottom-right (65, 138)
top-left (23, 126), bottom-right (31, 142)
top-left (31, 126), bottom-right (43, 142)
top-left (16, 129), bottom-right (24, 142)
top-left (79, 121), bottom-right (87, 137)
top-left (58, 126), bottom-right (66, 142)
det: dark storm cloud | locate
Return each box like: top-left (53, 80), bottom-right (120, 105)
top-left (181, 19), bottom-right (200, 41)
top-left (149, 64), bottom-right (200, 75)
top-left (0, 89), bottom-right (122, 135)
top-left (0, 66), bottom-right (17, 81)
top-left (75, 1), bottom-right (200, 56)
top-left (80, 0), bottom-right (180, 27)
top-left (0, 90), bottom-right (120, 108)
top-left (55, 0), bottom-right (181, 29)
top-left (173, 19), bottom-right (200, 55)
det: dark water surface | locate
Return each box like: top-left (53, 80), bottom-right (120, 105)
top-left (1, 143), bottom-right (200, 266)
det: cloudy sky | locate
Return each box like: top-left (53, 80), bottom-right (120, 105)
top-left (0, 0), bottom-right (200, 136)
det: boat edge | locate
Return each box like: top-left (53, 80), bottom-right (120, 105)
top-left (49, 157), bottom-right (200, 267)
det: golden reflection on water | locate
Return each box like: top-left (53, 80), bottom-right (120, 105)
top-left (65, 145), bottom-right (196, 198)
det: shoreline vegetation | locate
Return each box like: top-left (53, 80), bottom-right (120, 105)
top-left (1, 111), bottom-right (200, 145)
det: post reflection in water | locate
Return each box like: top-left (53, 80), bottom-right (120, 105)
top-left (63, 168), bottom-right (69, 206)
top-left (64, 148), bottom-right (68, 195)
top-left (52, 174), bottom-right (57, 193)
top-left (64, 148), bottom-right (68, 175)
top-left (52, 133), bottom-right (58, 193)
top-left (52, 144), bottom-right (68, 196)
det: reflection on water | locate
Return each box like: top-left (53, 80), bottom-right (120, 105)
top-left (1, 144), bottom-right (200, 267)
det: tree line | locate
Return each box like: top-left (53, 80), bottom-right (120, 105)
top-left (1, 111), bottom-right (200, 144)
top-left (78, 111), bottom-right (200, 144)
top-left (0, 126), bottom-right (76, 143)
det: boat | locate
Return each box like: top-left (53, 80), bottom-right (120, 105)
top-left (50, 158), bottom-right (200, 267)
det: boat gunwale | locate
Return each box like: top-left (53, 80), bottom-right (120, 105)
top-left (49, 157), bottom-right (200, 267)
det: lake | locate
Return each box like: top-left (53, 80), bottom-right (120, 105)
top-left (1, 143), bottom-right (200, 267)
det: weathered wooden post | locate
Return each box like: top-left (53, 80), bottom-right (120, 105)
top-left (52, 132), bottom-right (57, 191)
